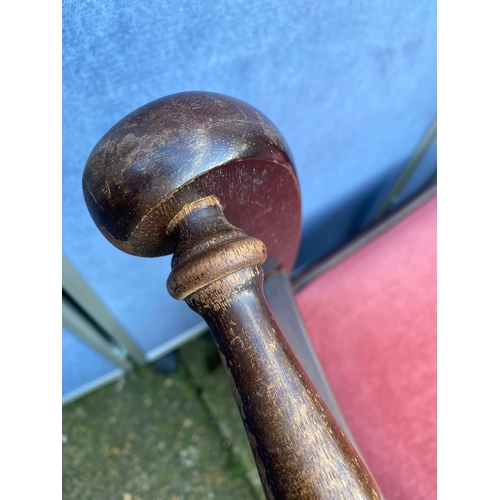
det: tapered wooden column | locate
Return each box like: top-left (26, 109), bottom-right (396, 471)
top-left (166, 194), bottom-right (379, 499)
top-left (82, 91), bottom-right (381, 499)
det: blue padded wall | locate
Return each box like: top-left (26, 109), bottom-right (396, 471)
top-left (63, 0), bottom-right (436, 388)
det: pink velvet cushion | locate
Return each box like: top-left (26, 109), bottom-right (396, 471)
top-left (297, 197), bottom-right (437, 500)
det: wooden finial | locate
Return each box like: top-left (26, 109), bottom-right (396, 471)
top-left (82, 92), bottom-right (381, 499)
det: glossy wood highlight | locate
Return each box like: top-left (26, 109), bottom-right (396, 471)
top-left (167, 196), bottom-right (380, 499)
top-left (82, 92), bottom-right (382, 499)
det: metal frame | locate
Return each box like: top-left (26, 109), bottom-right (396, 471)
top-left (62, 294), bottom-right (132, 371)
top-left (371, 117), bottom-right (437, 223)
top-left (63, 255), bottom-right (145, 364)
top-left (62, 367), bottom-right (125, 406)
top-left (144, 322), bottom-right (209, 363)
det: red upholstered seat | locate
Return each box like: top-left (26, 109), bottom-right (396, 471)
top-left (297, 197), bottom-right (437, 500)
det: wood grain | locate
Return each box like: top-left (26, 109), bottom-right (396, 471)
top-left (82, 92), bottom-right (301, 271)
top-left (82, 92), bottom-right (382, 498)
top-left (168, 196), bottom-right (381, 499)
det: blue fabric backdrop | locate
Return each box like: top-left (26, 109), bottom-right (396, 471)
top-left (62, 0), bottom-right (436, 396)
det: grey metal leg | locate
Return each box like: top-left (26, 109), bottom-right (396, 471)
top-left (62, 368), bottom-right (125, 406)
top-left (63, 254), bottom-right (145, 365)
top-left (62, 293), bottom-right (132, 371)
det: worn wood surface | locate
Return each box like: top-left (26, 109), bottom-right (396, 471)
top-left (168, 196), bottom-right (381, 499)
top-left (82, 92), bottom-right (381, 498)
top-left (82, 91), bottom-right (301, 272)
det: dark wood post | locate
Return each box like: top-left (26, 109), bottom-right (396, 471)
top-left (82, 92), bottom-right (381, 499)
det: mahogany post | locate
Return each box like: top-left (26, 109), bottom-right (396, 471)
top-left (82, 92), bottom-right (381, 499)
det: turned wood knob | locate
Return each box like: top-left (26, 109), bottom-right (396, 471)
top-left (83, 92), bottom-right (381, 499)
top-left (82, 91), bottom-right (301, 272)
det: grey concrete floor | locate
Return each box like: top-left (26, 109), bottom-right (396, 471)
top-left (62, 331), bottom-right (265, 500)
